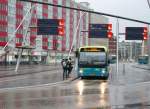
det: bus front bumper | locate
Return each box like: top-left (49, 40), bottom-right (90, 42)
top-left (78, 68), bottom-right (109, 77)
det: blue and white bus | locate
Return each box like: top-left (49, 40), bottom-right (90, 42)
top-left (76, 46), bottom-right (110, 79)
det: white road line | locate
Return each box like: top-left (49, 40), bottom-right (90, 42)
top-left (111, 81), bottom-right (150, 88)
top-left (125, 81), bottom-right (150, 87)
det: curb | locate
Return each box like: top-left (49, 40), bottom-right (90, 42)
top-left (132, 65), bottom-right (150, 70)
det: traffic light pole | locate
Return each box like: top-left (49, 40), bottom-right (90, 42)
top-left (19, 0), bottom-right (150, 25)
top-left (141, 41), bottom-right (145, 56)
top-left (116, 18), bottom-right (119, 83)
top-left (15, 49), bottom-right (23, 72)
top-left (68, 12), bottom-right (87, 58)
top-left (148, 25), bottom-right (150, 66)
top-left (130, 42), bottom-right (133, 60)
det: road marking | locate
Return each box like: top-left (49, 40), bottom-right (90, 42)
top-left (114, 81), bottom-right (150, 87)
top-left (0, 75), bottom-right (78, 92)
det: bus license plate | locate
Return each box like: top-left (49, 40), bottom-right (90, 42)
top-left (91, 73), bottom-right (96, 76)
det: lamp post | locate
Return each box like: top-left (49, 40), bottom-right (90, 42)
top-left (148, 25), bottom-right (150, 66)
top-left (116, 18), bottom-right (119, 83)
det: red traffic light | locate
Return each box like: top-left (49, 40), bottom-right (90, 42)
top-left (144, 27), bottom-right (148, 33)
top-left (143, 33), bottom-right (148, 40)
top-left (107, 24), bottom-right (112, 31)
top-left (143, 27), bottom-right (148, 40)
top-left (59, 19), bottom-right (65, 26)
top-left (107, 32), bottom-right (113, 39)
top-left (58, 19), bottom-right (65, 36)
top-left (58, 27), bottom-right (65, 36)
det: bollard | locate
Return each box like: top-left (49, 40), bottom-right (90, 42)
top-left (123, 63), bottom-right (125, 76)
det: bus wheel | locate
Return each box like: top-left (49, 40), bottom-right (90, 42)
top-left (103, 76), bottom-right (108, 80)
top-left (81, 76), bottom-right (84, 79)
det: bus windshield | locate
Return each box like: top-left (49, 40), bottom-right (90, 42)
top-left (79, 52), bottom-right (106, 66)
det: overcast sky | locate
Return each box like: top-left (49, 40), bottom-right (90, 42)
top-left (75, 0), bottom-right (150, 40)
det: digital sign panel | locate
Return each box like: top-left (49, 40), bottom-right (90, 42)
top-left (126, 27), bottom-right (148, 40)
top-left (80, 48), bottom-right (105, 52)
top-left (89, 24), bottom-right (112, 38)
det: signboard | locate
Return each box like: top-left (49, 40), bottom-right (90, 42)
top-left (37, 19), bottom-right (65, 36)
top-left (37, 27), bottom-right (59, 35)
top-left (89, 24), bottom-right (108, 30)
top-left (89, 30), bottom-right (108, 38)
top-left (89, 24), bottom-right (112, 38)
top-left (80, 48), bottom-right (105, 52)
top-left (37, 19), bottom-right (60, 27)
top-left (126, 27), bottom-right (148, 40)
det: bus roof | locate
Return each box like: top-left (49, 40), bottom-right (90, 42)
top-left (79, 46), bottom-right (108, 52)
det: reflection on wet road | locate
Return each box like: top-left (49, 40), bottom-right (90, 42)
top-left (0, 79), bottom-right (110, 109)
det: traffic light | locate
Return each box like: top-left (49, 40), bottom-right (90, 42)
top-left (107, 24), bottom-right (112, 31)
top-left (143, 27), bottom-right (148, 40)
top-left (107, 31), bottom-right (113, 39)
top-left (58, 27), bottom-right (65, 36)
top-left (107, 24), bottom-right (113, 39)
top-left (58, 19), bottom-right (65, 36)
top-left (59, 19), bottom-right (65, 26)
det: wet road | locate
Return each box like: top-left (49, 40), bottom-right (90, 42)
top-left (0, 80), bottom-right (109, 109)
top-left (0, 62), bottom-right (150, 109)
top-left (109, 62), bottom-right (150, 109)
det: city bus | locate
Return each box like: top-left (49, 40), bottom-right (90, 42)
top-left (138, 55), bottom-right (149, 64)
top-left (76, 46), bottom-right (110, 79)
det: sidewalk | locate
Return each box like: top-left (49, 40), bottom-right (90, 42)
top-left (0, 64), bottom-right (78, 82)
top-left (132, 64), bottom-right (150, 70)
top-left (0, 63), bottom-right (58, 71)
top-left (0, 64), bottom-right (61, 78)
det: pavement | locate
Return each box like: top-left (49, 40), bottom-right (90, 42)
top-left (0, 64), bottom-right (78, 89)
top-left (0, 64), bottom-right (61, 78)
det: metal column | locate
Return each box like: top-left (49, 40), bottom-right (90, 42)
top-left (148, 25), bottom-right (150, 66)
top-left (15, 49), bottom-right (23, 72)
top-left (116, 18), bottom-right (119, 82)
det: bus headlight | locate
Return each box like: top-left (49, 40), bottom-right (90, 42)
top-left (79, 69), bottom-right (83, 73)
top-left (102, 69), bottom-right (106, 74)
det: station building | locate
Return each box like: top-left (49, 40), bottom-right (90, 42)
top-left (0, 0), bottom-right (108, 64)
